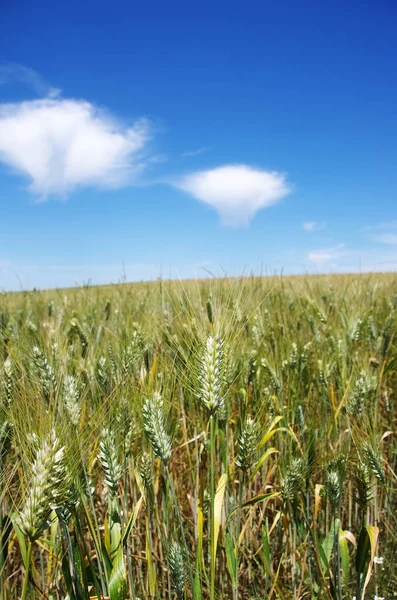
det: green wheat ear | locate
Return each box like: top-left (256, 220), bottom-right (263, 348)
top-left (140, 451), bottom-right (154, 500)
top-left (355, 461), bottom-right (373, 507)
top-left (199, 334), bottom-right (224, 415)
top-left (98, 428), bottom-right (122, 497)
top-left (3, 357), bottom-right (13, 405)
top-left (142, 392), bottom-right (172, 463)
top-left (281, 458), bottom-right (305, 502)
top-left (326, 470), bottom-right (341, 508)
top-left (236, 417), bottom-right (258, 472)
top-left (168, 541), bottom-right (186, 600)
top-left (32, 346), bottom-right (57, 402)
top-left (364, 442), bottom-right (386, 486)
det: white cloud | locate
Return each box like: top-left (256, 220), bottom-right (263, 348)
top-left (0, 97), bottom-right (151, 197)
top-left (173, 164), bottom-right (290, 226)
top-left (303, 221), bottom-right (324, 232)
top-left (371, 233), bottom-right (397, 245)
top-left (308, 243), bottom-right (346, 264)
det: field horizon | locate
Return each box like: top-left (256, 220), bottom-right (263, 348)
top-left (2, 268), bottom-right (397, 296)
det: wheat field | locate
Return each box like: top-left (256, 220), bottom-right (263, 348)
top-left (0, 273), bottom-right (395, 599)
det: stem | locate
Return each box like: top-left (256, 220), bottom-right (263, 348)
top-left (234, 474), bottom-right (244, 600)
top-left (79, 439), bottom-right (108, 596)
top-left (210, 414), bottom-right (216, 600)
top-left (56, 509), bottom-right (83, 600)
top-left (122, 445), bottom-right (136, 600)
top-left (80, 495), bottom-right (108, 597)
top-left (21, 540), bottom-right (33, 600)
top-left (0, 492), bottom-right (4, 600)
top-left (165, 465), bottom-right (193, 592)
top-left (333, 508), bottom-right (342, 600)
top-left (74, 511), bottom-right (103, 599)
top-left (336, 505), bottom-right (342, 600)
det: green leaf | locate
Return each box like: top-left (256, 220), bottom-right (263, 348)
top-left (146, 517), bottom-right (156, 597)
top-left (321, 519), bottom-right (340, 571)
top-left (250, 447), bottom-right (279, 481)
top-left (10, 514), bottom-right (28, 569)
top-left (105, 499), bottom-right (122, 561)
top-left (339, 530), bottom-right (350, 588)
top-left (261, 525), bottom-right (271, 577)
top-left (258, 417), bottom-right (283, 448)
top-left (193, 498), bottom-right (203, 600)
top-left (355, 526), bottom-right (370, 577)
top-left (122, 495), bottom-right (143, 545)
top-left (101, 539), bottom-right (113, 578)
top-left (227, 492), bottom-right (281, 526)
top-left (1, 513), bottom-right (12, 564)
top-left (109, 545), bottom-right (128, 600)
top-left (73, 540), bottom-right (90, 600)
top-left (361, 526), bottom-right (379, 600)
top-left (62, 553), bottom-right (74, 599)
top-left (225, 530), bottom-right (237, 585)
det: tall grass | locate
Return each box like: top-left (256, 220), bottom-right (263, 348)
top-left (0, 272), bottom-right (395, 599)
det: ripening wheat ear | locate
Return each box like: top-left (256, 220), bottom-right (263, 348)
top-left (142, 393), bottom-right (172, 464)
top-left (16, 430), bottom-right (66, 541)
top-left (3, 357), bottom-right (13, 405)
top-left (63, 375), bottom-right (81, 426)
top-left (32, 346), bottom-right (57, 402)
top-left (0, 420), bottom-right (12, 471)
top-left (199, 335), bottom-right (224, 415)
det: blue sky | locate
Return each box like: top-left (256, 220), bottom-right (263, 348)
top-left (0, 0), bottom-right (397, 290)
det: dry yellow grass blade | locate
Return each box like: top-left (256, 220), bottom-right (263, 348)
top-left (213, 473), bottom-right (227, 558)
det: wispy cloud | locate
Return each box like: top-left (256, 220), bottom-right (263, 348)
top-left (372, 233), bottom-right (397, 245)
top-left (363, 220), bottom-right (397, 231)
top-left (0, 61), bottom-right (60, 97)
top-left (182, 147), bottom-right (208, 158)
top-left (302, 221), bottom-right (325, 232)
top-left (307, 243), bottom-right (346, 264)
top-left (173, 164), bottom-right (291, 226)
top-left (0, 97), bottom-right (152, 197)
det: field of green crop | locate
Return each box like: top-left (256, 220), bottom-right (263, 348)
top-left (0, 273), bottom-right (395, 599)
